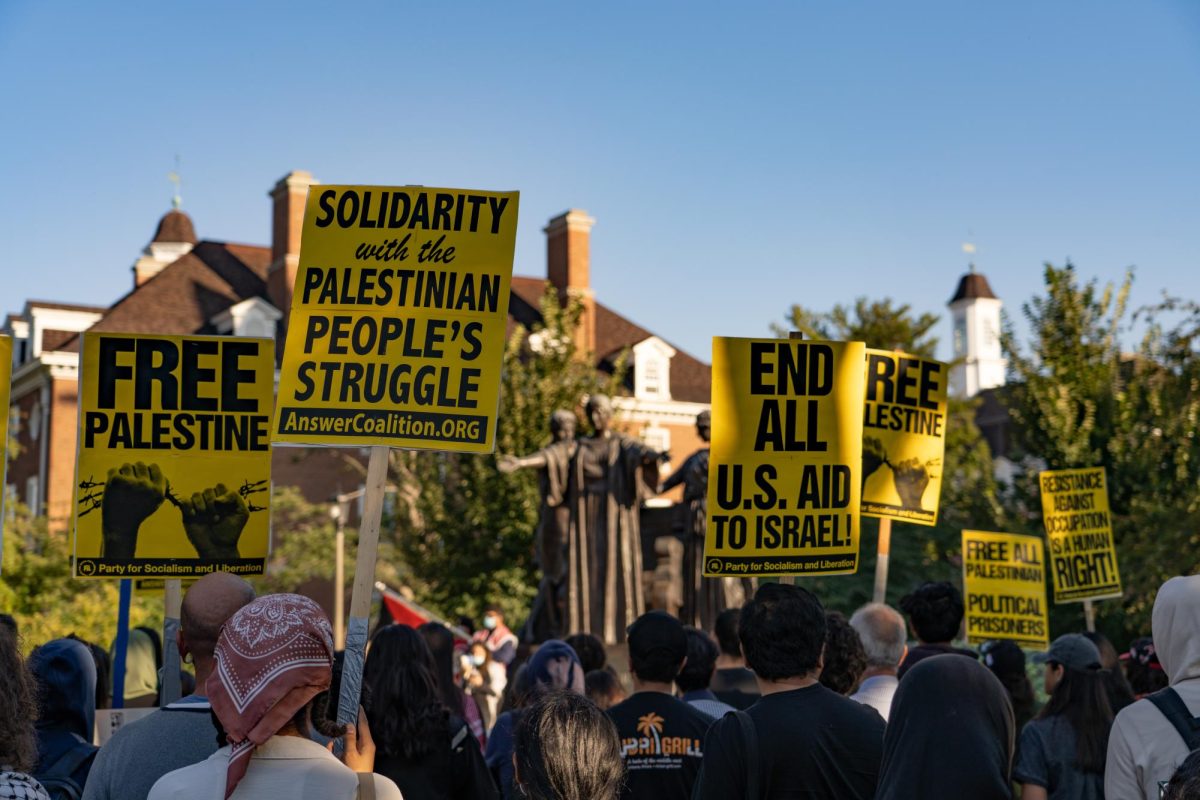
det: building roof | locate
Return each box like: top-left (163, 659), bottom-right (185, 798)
top-left (58, 240), bottom-right (270, 352)
top-left (24, 300), bottom-right (108, 314)
top-left (950, 271), bottom-right (998, 303)
top-left (151, 209), bottom-right (198, 245)
top-left (509, 276), bottom-right (711, 404)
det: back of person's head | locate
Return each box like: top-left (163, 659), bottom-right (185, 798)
top-left (584, 669), bottom-right (626, 711)
top-left (28, 638), bottom-right (97, 741)
top-left (898, 581), bottom-right (964, 644)
top-left (878, 655), bottom-right (1014, 800)
top-left (626, 612), bottom-right (688, 685)
top-left (0, 614), bottom-right (16, 639)
top-left (1082, 630), bottom-right (1135, 713)
top-left (67, 633), bottom-right (112, 710)
top-left (564, 633), bottom-right (607, 674)
top-left (713, 608), bottom-right (743, 660)
top-left (1122, 636), bottom-right (1168, 696)
top-left (849, 603), bottom-right (907, 671)
top-left (1164, 749), bottom-right (1200, 800)
top-left (514, 690), bottom-right (625, 800)
top-left (364, 624), bottom-right (448, 761)
top-left (676, 628), bottom-right (720, 694)
top-left (819, 611), bottom-right (868, 696)
top-left (418, 621), bottom-right (465, 716)
top-left (739, 583), bottom-right (826, 682)
top-left (1151, 574), bottom-right (1200, 687)
top-left (180, 572), bottom-right (256, 667)
top-left (980, 640), bottom-right (1036, 727)
top-left (1037, 633), bottom-right (1112, 774)
top-left (0, 627), bottom-right (37, 773)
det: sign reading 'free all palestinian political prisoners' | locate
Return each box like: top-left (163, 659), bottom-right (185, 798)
top-left (272, 185), bottom-right (519, 452)
top-left (962, 530), bottom-right (1050, 649)
top-left (705, 337), bottom-right (865, 577)
top-left (1039, 467), bottom-right (1122, 603)
top-left (72, 333), bottom-right (274, 579)
top-left (860, 350), bottom-right (948, 526)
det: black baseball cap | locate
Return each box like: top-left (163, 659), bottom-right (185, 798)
top-left (627, 611), bottom-right (687, 663)
top-left (1032, 633), bottom-right (1102, 671)
top-left (981, 640), bottom-right (1026, 680)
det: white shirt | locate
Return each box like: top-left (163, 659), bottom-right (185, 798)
top-left (147, 735), bottom-right (403, 800)
top-left (850, 673), bottom-right (898, 721)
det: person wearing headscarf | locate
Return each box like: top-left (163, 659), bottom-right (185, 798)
top-left (29, 638), bottom-right (99, 797)
top-left (146, 593), bottom-right (402, 800)
top-left (876, 654), bottom-right (1015, 800)
top-left (485, 640), bottom-right (583, 799)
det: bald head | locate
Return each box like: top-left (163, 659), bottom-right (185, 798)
top-left (181, 572), bottom-right (256, 661)
top-left (850, 603), bottom-right (907, 670)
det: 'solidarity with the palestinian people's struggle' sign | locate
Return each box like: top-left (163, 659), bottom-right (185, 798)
top-left (72, 333), bottom-right (274, 578)
top-left (1039, 467), bottom-right (1122, 603)
top-left (962, 529), bottom-right (1050, 649)
top-left (860, 350), bottom-right (948, 525)
top-left (273, 185), bottom-right (519, 452)
top-left (705, 337), bottom-right (865, 577)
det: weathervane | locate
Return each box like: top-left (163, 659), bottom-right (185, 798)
top-left (962, 235), bottom-right (977, 273)
top-left (167, 155), bottom-right (182, 209)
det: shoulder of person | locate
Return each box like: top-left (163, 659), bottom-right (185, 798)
top-left (368, 772), bottom-right (405, 800)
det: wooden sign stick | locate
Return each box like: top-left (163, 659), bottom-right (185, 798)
top-left (336, 444), bottom-right (391, 726)
top-left (872, 518), bottom-right (892, 604)
top-left (160, 579), bottom-right (183, 705)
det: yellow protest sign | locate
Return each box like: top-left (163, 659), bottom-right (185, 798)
top-left (1039, 467), bottom-right (1122, 603)
top-left (72, 333), bottom-right (274, 579)
top-left (705, 337), bottom-right (865, 577)
top-left (962, 530), bottom-right (1050, 648)
top-left (0, 335), bottom-right (10, 572)
top-left (272, 185), bottom-right (518, 452)
top-left (860, 350), bottom-right (948, 525)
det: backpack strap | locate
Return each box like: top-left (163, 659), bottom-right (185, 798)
top-left (356, 772), bottom-right (376, 800)
top-left (732, 710), bottom-right (761, 800)
top-left (1147, 688), bottom-right (1200, 750)
top-left (38, 739), bottom-right (95, 800)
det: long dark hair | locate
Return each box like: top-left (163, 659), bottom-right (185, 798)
top-left (1083, 632), bottom-right (1135, 713)
top-left (0, 627), bottom-right (37, 772)
top-left (515, 690), bottom-right (624, 800)
top-left (1038, 666), bottom-right (1113, 773)
top-left (364, 626), bottom-right (450, 761)
top-left (418, 622), bottom-right (466, 717)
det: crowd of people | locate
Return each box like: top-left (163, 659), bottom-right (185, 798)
top-left (2, 573), bottom-right (1199, 799)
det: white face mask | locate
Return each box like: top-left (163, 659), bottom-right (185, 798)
top-left (470, 654), bottom-right (487, 667)
top-left (482, 615), bottom-right (498, 630)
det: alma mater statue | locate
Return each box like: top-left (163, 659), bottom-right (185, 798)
top-left (499, 395), bottom-right (665, 644)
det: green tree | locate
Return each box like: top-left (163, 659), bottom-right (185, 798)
top-left (389, 290), bottom-right (624, 625)
top-left (1004, 264), bottom-right (1200, 635)
top-left (773, 299), bottom-right (1004, 611)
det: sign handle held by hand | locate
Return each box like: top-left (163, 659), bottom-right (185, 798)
top-left (336, 445), bottom-right (390, 726)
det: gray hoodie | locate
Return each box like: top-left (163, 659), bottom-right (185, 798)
top-left (1105, 575), bottom-right (1200, 799)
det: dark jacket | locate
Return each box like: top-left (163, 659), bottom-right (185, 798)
top-left (29, 639), bottom-right (99, 792)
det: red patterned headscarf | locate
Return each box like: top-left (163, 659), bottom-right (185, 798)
top-left (207, 594), bottom-right (335, 799)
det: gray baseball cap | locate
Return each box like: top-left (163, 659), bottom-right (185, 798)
top-left (1032, 633), bottom-right (1102, 671)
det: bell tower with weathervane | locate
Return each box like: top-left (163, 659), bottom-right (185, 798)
top-left (948, 243), bottom-right (1005, 398)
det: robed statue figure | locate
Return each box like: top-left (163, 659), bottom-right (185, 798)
top-left (659, 410), bottom-right (748, 630)
top-left (500, 395), bottom-right (664, 644)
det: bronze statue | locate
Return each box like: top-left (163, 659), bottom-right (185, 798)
top-left (502, 395), bottom-right (664, 644)
top-left (498, 410), bottom-right (577, 641)
top-left (658, 410), bottom-right (746, 629)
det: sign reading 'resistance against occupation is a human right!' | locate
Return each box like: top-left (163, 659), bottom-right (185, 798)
top-left (705, 337), bottom-right (865, 577)
top-left (1039, 467), bottom-right (1122, 603)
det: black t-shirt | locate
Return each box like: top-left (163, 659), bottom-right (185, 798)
top-left (607, 691), bottom-right (713, 800)
top-left (711, 667), bottom-right (760, 710)
top-left (374, 716), bottom-right (499, 800)
top-left (692, 683), bottom-right (885, 800)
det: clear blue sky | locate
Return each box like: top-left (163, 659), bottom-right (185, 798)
top-left (2, 1), bottom-right (1197, 362)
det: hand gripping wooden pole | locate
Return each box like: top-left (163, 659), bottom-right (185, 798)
top-left (336, 445), bottom-right (390, 726)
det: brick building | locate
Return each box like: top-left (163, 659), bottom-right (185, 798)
top-left (3, 171), bottom-right (712, 528)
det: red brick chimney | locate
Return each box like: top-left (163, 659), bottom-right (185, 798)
top-left (544, 210), bottom-right (596, 356)
top-left (267, 170), bottom-right (317, 324)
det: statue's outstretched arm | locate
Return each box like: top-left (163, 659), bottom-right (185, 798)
top-left (497, 451), bottom-right (549, 474)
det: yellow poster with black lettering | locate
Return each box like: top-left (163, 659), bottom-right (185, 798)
top-left (0, 335), bottom-right (11, 573)
top-left (861, 350), bottom-right (948, 525)
top-left (1039, 467), bottom-right (1122, 603)
top-left (272, 186), bottom-right (518, 452)
top-left (705, 337), bottom-right (865, 577)
top-left (962, 530), bottom-right (1050, 648)
top-left (72, 333), bottom-right (274, 579)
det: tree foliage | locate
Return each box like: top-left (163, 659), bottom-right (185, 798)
top-left (389, 290), bottom-right (625, 625)
top-left (775, 297), bottom-right (941, 358)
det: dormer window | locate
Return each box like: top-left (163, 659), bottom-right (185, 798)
top-left (632, 336), bottom-right (676, 401)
